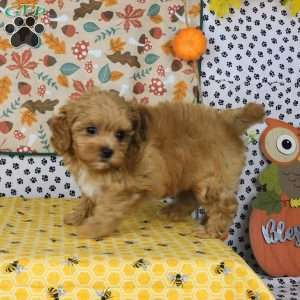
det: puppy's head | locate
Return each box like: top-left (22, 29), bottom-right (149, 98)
top-left (49, 89), bottom-right (149, 171)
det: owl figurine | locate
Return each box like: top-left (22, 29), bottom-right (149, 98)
top-left (259, 118), bottom-right (300, 207)
top-left (249, 118), bottom-right (300, 277)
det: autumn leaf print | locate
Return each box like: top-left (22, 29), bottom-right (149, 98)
top-left (103, 0), bottom-right (118, 6)
top-left (73, 0), bottom-right (102, 21)
top-left (0, 37), bottom-right (11, 51)
top-left (21, 109), bottom-right (37, 126)
top-left (110, 37), bottom-right (125, 52)
top-left (116, 5), bottom-right (145, 32)
top-left (0, 76), bottom-right (12, 104)
top-left (189, 4), bottom-right (201, 17)
top-left (7, 49), bottom-right (38, 79)
top-left (172, 81), bottom-right (188, 102)
top-left (43, 33), bottom-right (66, 54)
top-left (69, 79), bottom-right (94, 100)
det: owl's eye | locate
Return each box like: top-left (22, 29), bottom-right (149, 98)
top-left (276, 134), bottom-right (296, 155)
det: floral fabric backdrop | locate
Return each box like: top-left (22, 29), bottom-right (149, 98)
top-left (0, 0), bottom-right (201, 154)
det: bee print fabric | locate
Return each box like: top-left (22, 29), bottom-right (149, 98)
top-left (0, 0), bottom-right (200, 154)
top-left (0, 197), bottom-right (274, 300)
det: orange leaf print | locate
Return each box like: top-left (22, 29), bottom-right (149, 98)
top-left (7, 49), bottom-right (38, 79)
top-left (57, 74), bottom-right (69, 87)
top-left (111, 71), bottom-right (124, 81)
top-left (150, 15), bottom-right (163, 24)
top-left (172, 81), bottom-right (188, 102)
top-left (21, 109), bottom-right (37, 126)
top-left (58, 0), bottom-right (64, 9)
top-left (110, 37), bottom-right (125, 53)
top-left (0, 76), bottom-right (12, 104)
top-left (0, 37), bottom-right (11, 51)
top-left (43, 33), bottom-right (66, 54)
top-left (161, 40), bottom-right (174, 56)
top-left (103, 0), bottom-right (118, 6)
top-left (188, 4), bottom-right (201, 17)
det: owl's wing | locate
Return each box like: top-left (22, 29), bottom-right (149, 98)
top-left (259, 163), bottom-right (282, 195)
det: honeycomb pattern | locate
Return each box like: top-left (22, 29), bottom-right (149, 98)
top-left (0, 197), bottom-right (274, 299)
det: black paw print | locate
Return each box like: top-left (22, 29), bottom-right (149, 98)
top-left (5, 16), bottom-right (44, 48)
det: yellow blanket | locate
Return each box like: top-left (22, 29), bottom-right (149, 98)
top-left (0, 197), bottom-right (273, 300)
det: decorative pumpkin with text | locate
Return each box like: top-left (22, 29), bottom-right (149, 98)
top-left (249, 118), bottom-right (300, 276)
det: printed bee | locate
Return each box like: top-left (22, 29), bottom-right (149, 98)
top-left (5, 260), bottom-right (24, 273)
top-left (96, 288), bottom-right (112, 300)
top-left (133, 258), bottom-right (150, 270)
top-left (246, 289), bottom-right (260, 300)
top-left (65, 256), bottom-right (80, 266)
top-left (48, 286), bottom-right (65, 300)
top-left (215, 262), bottom-right (230, 275)
top-left (168, 273), bottom-right (188, 288)
top-left (124, 240), bottom-right (135, 245)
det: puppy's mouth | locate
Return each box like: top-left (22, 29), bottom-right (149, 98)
top-left (89, 158), bottom-right (121, 171)
top-left (91, 160), bottom-right (112, 170)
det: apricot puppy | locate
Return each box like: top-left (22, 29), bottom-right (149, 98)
top-left (49, 88), bottom-right (264, 239)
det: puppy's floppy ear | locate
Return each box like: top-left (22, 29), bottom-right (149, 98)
top-left (48, 107), bottom-right (72, 155)
top-left (128, 102), bottom-right (150, 144)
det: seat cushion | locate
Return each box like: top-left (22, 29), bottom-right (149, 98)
top-left (0, 197), bottom-right (274, 299)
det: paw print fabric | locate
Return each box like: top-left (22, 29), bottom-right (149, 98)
top-left (201, 0), bottom-right (300, 298)
top-left (0, 0), bottom-right (201, 154)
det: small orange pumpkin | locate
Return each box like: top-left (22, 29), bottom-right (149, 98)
top-left (172, 27), bottom-right (207, 61)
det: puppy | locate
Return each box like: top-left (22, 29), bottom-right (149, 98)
top-left (49, 88), bottom-right (264, 239)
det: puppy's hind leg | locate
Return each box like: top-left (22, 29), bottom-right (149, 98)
top-left (161, 191), bottom-right (199, 221)
top-left (193, 179), bottom-right (238, 239)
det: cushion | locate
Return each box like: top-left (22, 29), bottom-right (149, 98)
top-left (0, 197), bottom-right (274, 299)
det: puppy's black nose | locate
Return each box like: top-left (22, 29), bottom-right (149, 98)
top-left (101, 147), bottom-right (114, 159)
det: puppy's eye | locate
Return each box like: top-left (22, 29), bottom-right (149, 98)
top-left (115, 130), bottom-right (126, 141)
top-left (86, 127), bottom-right (98, 135)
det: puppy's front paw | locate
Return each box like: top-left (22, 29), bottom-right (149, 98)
top-left (64, 211), bottom-right (86, 226)
top-left (194, 225), bottom-right (228, 240)
top-left (194, 225), bottom-right (212, 239)
top-left (78, 220), bottom-right (114, 239)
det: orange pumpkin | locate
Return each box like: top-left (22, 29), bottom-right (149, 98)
top-left (250, 205), bottom-right (300, 276)
top-left (172, 27), bottom-right (207, 61)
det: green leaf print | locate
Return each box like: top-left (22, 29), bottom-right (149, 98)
top-left (147, 4), bottom-right (160, 16)
top-left (0, 97), bottom-right (21, 118)
top-left (36, 72), bottom-right (58, 90)
top-left (38, 125), bottom-right (51, 152)
top-left (145, 54), bottom-right (160, 65)
top-left (98, 64), bottom-right (111, 83)
top-left (60, 63), bottom-right (80, 76)
top-left (83, 22), bottom-right (100, 32)
top-left (132, 67), bottom-right (152, 80)
top-left (94, 26), bottom-right (120, 42)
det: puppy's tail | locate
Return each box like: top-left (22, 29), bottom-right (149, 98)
top-left (221, 103), bottom-right (265, 135)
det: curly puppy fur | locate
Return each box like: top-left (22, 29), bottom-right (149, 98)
top-left (49, 89), bottom-right (265, 239)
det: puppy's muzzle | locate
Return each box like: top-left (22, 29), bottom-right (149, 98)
top-left (101, 146), bottom-right (114, 160)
